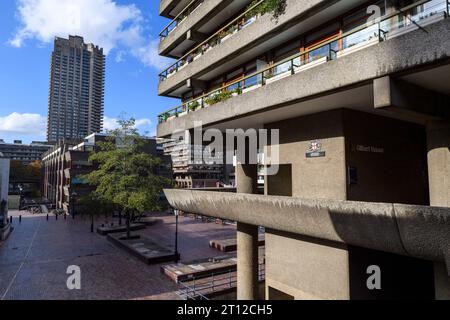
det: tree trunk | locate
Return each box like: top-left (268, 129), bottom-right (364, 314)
top-left (126, 211), bottom-right (131, 239)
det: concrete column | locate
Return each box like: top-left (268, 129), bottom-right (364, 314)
top-left (237, 222), bottom-right (260, 300)
top-left (427, 121), bottom-right (450, 300)
top-left (427, 121), bottom-right (450, 207)
top-left (236, 162), bottom-right (259, 300)
top-left (236, 163), bottom-right (258, 194)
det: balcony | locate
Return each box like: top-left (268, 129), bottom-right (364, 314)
top-left (157, 0), bottom-right (450, 134)
top-left (159, 0), bottom-right (265, 76)
top-left (160, 0), bottom-right (204, 40)
top-left (160, 0), bottom-right (193, 19)
top-left (159, 0), bottom-right (252, 58)
top-left (158, 0), bottom-right (349, 97)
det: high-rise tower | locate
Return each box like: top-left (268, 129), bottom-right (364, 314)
top-left (47, 35), bottom-right (105, 143)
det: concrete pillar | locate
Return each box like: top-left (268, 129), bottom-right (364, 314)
top-left (427, 121), bottom-right (450, 207)
top-left (236, 162), bottom-right (259, 300)
top-left (427, 121), bottom-right (450, 300)
top-left (237, 222), bottom-right (260, 300)
top-left (236, 163), bottom-right (258, 194)
top-left (434, 262), bottom-right (450, 300)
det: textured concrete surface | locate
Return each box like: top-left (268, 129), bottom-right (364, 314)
top-left (163, 190), bottom-right (450, 269)
top-left (0, 211), bottom-right (238, 300)
top-left (158, 0), bottom-right (328, 95)
top-left (158, 18), bottom-right (450, 137)
top-left (266, 230), bottom-right (350, 300)
top-left (237, 222), bottom-right (259, 300)
top-left (159, 0), bottom-right (228, 56)
top-left (427, 121), bottom-right (450, 207)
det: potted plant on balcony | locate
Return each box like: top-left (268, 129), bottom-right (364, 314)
top-left (163, 112), bottom-right (171, 122)
top-left (202, 43), bottom-right (211, 54)
top-left (188, 101), bottom-right (200, 112)
top-left (231, 87), bottom-right (242, 97)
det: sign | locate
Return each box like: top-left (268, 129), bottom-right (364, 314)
top-left (356, 145), bottom-right (385, 154)
top-left (306, 140), bottom-right (326, 158)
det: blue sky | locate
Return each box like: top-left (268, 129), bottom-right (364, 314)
top-left (0, 0), bottom-right (178, 143)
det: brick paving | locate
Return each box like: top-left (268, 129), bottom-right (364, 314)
top-left (0, 211), bottom-right (238, 300)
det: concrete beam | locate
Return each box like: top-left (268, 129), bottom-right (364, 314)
top-left (186, 30), bottom-right (208, 43)
top-left (163, 189), bottom-right (450, 274)
top-left (374, 76), bottom-right (450, 120)
top-left (186, 78), bottom-right (207, 91)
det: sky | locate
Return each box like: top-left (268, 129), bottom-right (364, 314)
top-left (0, 0), bottom-right (178, 143)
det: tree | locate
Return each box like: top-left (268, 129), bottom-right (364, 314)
top-left (78, 193), bottom-right (114, 233)
top-left (81, 117), bottom-right (171, 239)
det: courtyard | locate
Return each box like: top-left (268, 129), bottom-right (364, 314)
top-left (0, 210), bottom-right (237, 300)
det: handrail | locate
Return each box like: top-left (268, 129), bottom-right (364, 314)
top-left (159, 0), bottom-right (203, 39)
top-left (159, 0), bottom-right (265, 80)
top-left (158, 0), bottom-right (447, 123)
top-left (177, 263), bottom-right (265, 300)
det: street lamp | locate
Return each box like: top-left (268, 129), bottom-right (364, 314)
top-left (174, 209), bottom-right (180, 263)
top-left (18, 185), bottom-right (23, 211)
top-left (71, 191), bottom-right (78, 220)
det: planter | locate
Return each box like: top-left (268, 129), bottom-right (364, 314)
top-left (337, 37), bottom-right (379, 58)
top-left (294, 56), bottom-right (327, 74)
top-left (241, 16), bottom-right (257, 30)
top-left (193, 53), bottom-right (202, 61)
top-left (243, 84), bottom-right (262, 94)
top-left (179, 111), bottom-right (188, 117)
top-left (265, 70), bottom-right (291, 85)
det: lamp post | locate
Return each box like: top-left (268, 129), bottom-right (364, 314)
top-left (174, 209), bottom-right (180, 263)
top-left (71, 191), bottom-right (78, 220)
top-left (18, 185), bottom-right (23, 211)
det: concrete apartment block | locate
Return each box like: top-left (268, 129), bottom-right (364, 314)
top-left (157, 0), bottom-right (450, 300)
top-left (47, 36), bottom-right (105, 143)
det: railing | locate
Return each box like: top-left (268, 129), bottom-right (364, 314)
top-left (159, 0), bottom-right (204, 40)
top-left (159, 0), bottom-right (265, 82)
top-left (177, 263), bottom-right (265, 300)
top-left (158, 0), bottom-right (449, 124)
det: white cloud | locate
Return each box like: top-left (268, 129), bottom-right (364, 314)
top-left (103, 116), bottom-right (153, 133)
top-left (0, 113), bottom-right (47, 136)
top-left (10, 0), bottom-right (170, 68)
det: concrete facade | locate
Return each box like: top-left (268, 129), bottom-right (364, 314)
top-left (158, 0), bottom-right (450, 300)
top-left (0, 140), bottom-right (52, 165)
top-left (47, 36), bottom-right (105, 143)
top-left (42, 134), bottom-right (171, 213)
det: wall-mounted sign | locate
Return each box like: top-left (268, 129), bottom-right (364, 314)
top-left (306, 140), bottom-right (326, 158)
top-left (356, 145), bottom-right (385, 154)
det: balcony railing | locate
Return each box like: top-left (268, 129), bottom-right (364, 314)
top-left (158, 0), bottom-right (449, 124)
top-left (159, 0), bottom-right (265, 82)
top-left (159, 0), bottom-right (204, 40)
top-left (177, 263), bottom-right (265, 300)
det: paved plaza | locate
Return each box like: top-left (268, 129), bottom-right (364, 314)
top-left (0, 211), bottom-right (237, 300)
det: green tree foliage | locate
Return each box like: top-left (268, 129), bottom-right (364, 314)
top-left (246, 0), bottom-right (287, 21)
top-left (9, 160), bottom-right (41, 182)
top-left (81, 117), bottom-right (171, 238)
